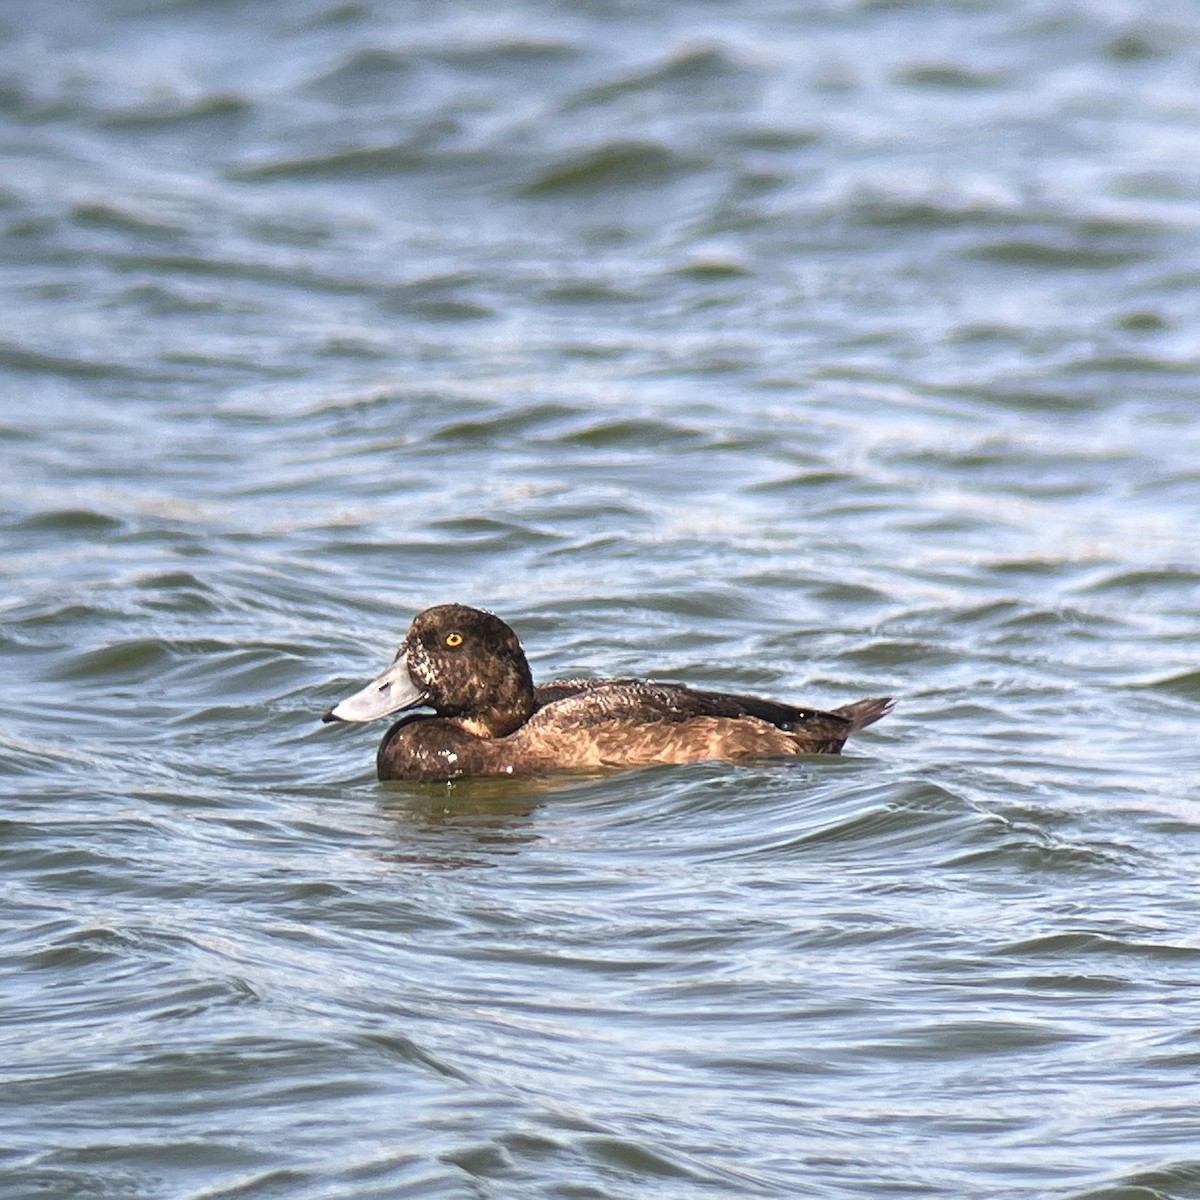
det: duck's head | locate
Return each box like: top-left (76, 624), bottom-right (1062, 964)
top-left (323, 604), bottom-right (536, 737)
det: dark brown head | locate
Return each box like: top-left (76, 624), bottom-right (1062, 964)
top-left (323, 604), bottom-right (536, 738)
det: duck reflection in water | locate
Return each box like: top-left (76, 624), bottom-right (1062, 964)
top-left (324, 604), bottom-right (892, 783)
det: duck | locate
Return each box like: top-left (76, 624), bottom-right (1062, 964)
top-left (323, 604), bottom-right (893, 782)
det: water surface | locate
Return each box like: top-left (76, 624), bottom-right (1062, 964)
top-left (3, 1), bottom-right (1200, 1197)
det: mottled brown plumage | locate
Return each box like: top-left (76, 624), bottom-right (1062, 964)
top-left (323, 604), bottom-right (893, 782)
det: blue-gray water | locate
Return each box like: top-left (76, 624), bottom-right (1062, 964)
top-left (3, 1), bottom-right (1200, 1197)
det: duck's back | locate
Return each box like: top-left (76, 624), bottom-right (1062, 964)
top-left (526, 679), bottom-right (891, 765)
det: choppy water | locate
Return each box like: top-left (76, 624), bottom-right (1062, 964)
top-left (3, 1), bottom-right (1200, 1197)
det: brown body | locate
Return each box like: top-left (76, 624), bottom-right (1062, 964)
top-left (324, 605), bottom-right (893, 783)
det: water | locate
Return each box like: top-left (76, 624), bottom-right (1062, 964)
top-left (3, 0), bottom-right (1200, 1196)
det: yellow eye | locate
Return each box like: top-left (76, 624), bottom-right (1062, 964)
top-left (444, 632), bottom-right (463, 648)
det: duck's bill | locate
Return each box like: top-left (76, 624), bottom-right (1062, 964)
top-left (322, 656), bottom-right (426, 723)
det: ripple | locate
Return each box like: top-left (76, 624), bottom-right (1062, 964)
top-left (116, 282), bottom-right (260, 316)
top-left (942, 838), bottom-right (1133, 877)
top-left (961, 386), bottom-right (1110, 414)
top-left (519, 140), bottom-right (706, 194)
top-left (995, 931), bottom-right (1200, 963)
top-left (1134, 668), bottom-right (1200, 700)
top-left (1074, 567), bottom-right (1200, 597)
top-left (104, 251), bottom-right (372, 296)
top-left (377, 276), bottom-right (495, 321)
top-left (14, 508), bottom-right (123, 533)
top-left (48, 636), bottom-right (175, 681)
top-left (0, 339), bottom-right (173, 381)
top-left (563, 44), bottom-right (755, 110)
top-left (965, 238), bottom-right (1153, 269)
top-left (69, 200), bottom-right (185, 240)
top-left (433, 35), bottom-right (580, 70)
top-left (228, 139), bottom-right (458, 182)
top-left (549, 416), bottom-right (705, 449)
top-left (860, 1016), bottom-right (1082, 1063)
top-left (98, 91), bottom-right (252, 129)
top-left (303, 47), bottom-right (418, 105)
top-left (895, 62), bottom-right (1008, 90)
top-left (1064, 1160), bottom-right (1200, 1200)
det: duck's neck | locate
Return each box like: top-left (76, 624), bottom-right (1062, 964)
top-left (456, 662), bottom-right (536, 739)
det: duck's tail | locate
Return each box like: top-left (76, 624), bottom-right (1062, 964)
top-left (833, 696), bottom-right (894, 734)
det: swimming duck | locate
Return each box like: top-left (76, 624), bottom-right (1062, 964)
top-left (323, 604), bottom-right (892, 782)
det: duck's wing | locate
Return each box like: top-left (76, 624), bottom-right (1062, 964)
top-left (532, 678), bottom-right (887, 740)
top-left (533, 678), bottom-right (634, 708)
